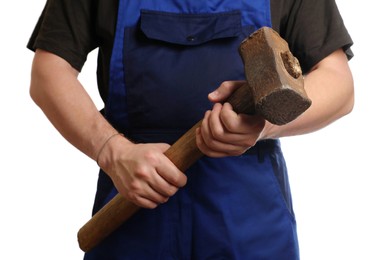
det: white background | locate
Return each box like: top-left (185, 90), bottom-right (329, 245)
top-left (1, 1), bottom-right (389, 259)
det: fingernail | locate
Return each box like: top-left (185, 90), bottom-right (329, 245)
top-left (209, 90), bottom-right (219, 99)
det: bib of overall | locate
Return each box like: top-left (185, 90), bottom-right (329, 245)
top-left (84, 1), bottom-right (299, 259)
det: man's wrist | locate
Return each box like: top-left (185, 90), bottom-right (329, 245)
top-left (96, 132), bottom-right (124, 167)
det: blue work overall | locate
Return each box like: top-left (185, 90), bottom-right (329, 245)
top-left (84, 1), bottom-right (299, 259)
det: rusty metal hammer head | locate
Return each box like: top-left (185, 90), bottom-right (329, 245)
top-left (239, 27), bottom-right (311, 125)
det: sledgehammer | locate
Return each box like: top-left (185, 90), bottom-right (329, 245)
top-left (77, 26), bottom-right (312, 252)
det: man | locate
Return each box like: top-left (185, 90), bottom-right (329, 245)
top-left (28, 0), bottom-right (354, 259)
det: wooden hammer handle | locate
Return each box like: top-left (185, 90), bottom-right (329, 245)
top-left (77, 85), bottom-right (254, 252)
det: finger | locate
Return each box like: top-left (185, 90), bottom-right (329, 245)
top-left (208, 103), bottom-right (265, 151)
top-left (133, 191), bottom-right (167, 209)
top-left (123, 178), bottom-right (169, 208)
top-left (197, 124), bottom-right (247, 157)
top-left (196, 127), bottom-right (232, 157)
top-left (155, 155), bottom-right (187, 188)
top-left (148, 170), bottom-right (181, 198)
top-left (207, 103), bottom-right (251, 144)
top-left (200, 109), bottom-right (213, 140)
top-left (220, 103), bottom-right (265, 134)
top-left (140, 184), bottom-right (170, 204)
top-left (145, 143), bottom-right (187, 188)
top-left (208, 81), bottom-right (245, 103)
top-left (201, 107), bottom-right (231, 146)
top-left (207, 103), bottom-right (226, 140)
top-left (132, 196), bottom-right (159, 209)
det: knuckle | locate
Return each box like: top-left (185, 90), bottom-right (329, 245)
top-left (223, 120), bottom-right (237, 133)
top-left (126, 191), bottom-right (138, 203)
top-left (180, 175), bottom-right (188, 186)
top-left (133, 165), bottom-right (149, 179)
top-left (128, 180), bottom-right (142, 193)
top-left (166, 185), bottom-right (178, 196)
top-left (220, 81), bottom-right (235, 91)
top-left (170, 174), bottom-right (186, 188)
top-left (152, 194), bottom-right (169, 205)
top-left (211, 127), bottom-right (225, 140)
top-left (160, 196), bottom-right (170, 204)
top-left (206, 139), bottom-right (219, 150)
top-left (220, 81), bottom-right (230, 89)
top-left (139, 199), bottom-right (157, 209)
top-left (144, 149), bottom-right (160, 162)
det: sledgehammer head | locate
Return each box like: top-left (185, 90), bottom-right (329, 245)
top-left (239, 27), bottom-right (312, 125)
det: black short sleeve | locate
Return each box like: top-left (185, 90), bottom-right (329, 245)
top-left (27, 0), bottom-right (98, 71)
top-left (28, 0), bottom-right (353, 98)
top-left (272, 0), bottom-right (353, 73)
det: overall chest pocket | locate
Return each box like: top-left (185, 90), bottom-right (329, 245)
top-left (123, 10), bottom-right (254, 143)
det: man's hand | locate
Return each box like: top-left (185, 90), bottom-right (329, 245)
top-left (98, 135), bottom-right (187, 209)
top-left (196, 81), bottom-right (265, 157)
top-left (196, 49), bottom-right (355, 152)
top-left (30, 50), bottom-right (187, 209)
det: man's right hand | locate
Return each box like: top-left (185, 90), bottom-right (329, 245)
top-left (97, 134), bottom-right (187, 209)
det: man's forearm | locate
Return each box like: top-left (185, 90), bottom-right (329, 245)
top-left (30, 49), bottom-right (118, 161)
top-left (260, 49), bottom-right (354, 140)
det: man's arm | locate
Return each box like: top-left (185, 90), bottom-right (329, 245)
top-left (30, 50), bottom-right (116, 160)
top-left (30, 49), bottom-right (187, 208)
top-left (263, 48), bottom-right (354, 139)
top-left (196, 49), bottom-right (354, 156)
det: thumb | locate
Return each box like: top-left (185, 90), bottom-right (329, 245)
top-left (208, 81), bottom-right (245, 103)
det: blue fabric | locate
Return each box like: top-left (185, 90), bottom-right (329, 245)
top-left (86, 1), bottom-right (299, 259)
top-left (121, 13), bottom-right (256, 143)
top-left (140, 10), bottom-right (243, 46)
top-left (86, 142), bottom-right (299, 259)
top-left (105, 0), bottom-right (271, 135)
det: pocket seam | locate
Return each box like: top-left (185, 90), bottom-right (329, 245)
top-left (140, 9), bottom-right (242, 46)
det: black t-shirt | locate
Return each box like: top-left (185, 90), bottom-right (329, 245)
top-left (27, 0), bottom-right (353, 103)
